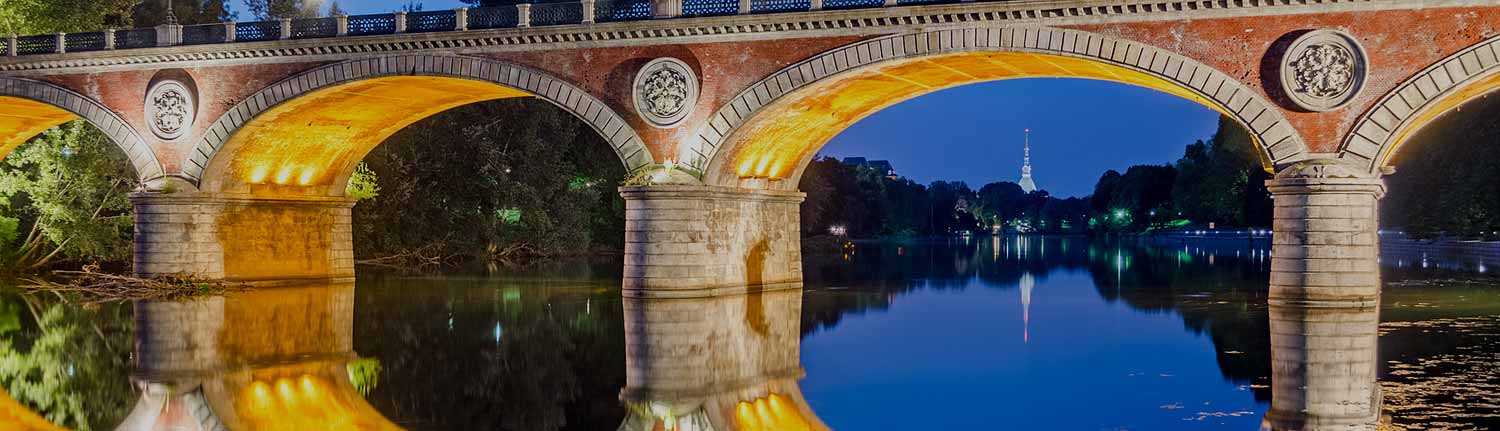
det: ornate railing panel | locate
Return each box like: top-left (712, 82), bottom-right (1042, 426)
top-left (596, 0), bottom-right (652, 23)
top-left (292, 17), bottom-right (338, 39)
top-left (116, 29), bottom-right (158, 49)
top-left (64, 31), bottom-right (108, 52)
top-left (407, 10), bottom-right (458, 32)
top-left (684, 0), bottom-right (740, 17)
top-left (531, 2), bottom-right (585, 26)
top-left (824, 0), bottom-right (883, 9)
top-left (182, 24), bottom-right (228, 45)
top-left (235, 21), bottom-right (282, 42)
top-left (750, 0), bottom-right (810, 14)
top-left (15, 35), bottom-right (57, 56)
top-left (896, 0), bottom-right (958, 5)
top-left (469, 6), bottom-right (520, 29)
top-left (347, 14), bottom-right (398, 36)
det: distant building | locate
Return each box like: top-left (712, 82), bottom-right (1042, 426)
top-left (842, 157), bottom-right (898, 179)
top-left (1018, 129), bottom-right (1038, 193)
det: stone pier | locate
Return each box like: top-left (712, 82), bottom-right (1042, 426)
top-left (620, 185), bottom-right (804, 298)
top-left (1263, 305), bottom-right (1383, 430)
top-left (131, 192), bottom-right (355, 283)
top-left (1266, 160), bottom-right (1386, 308)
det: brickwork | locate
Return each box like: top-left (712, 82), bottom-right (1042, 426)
top-left (132, 192), bottom-right (355, 282)
top-left (0, 77), bottom-right (163, 180)
top-left (1264, 305), bottom-right (1382, 430)
top-left (620, 185), bottom-right (803, 297)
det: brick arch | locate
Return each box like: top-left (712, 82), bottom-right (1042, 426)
top-left (1340, 34), bottom-right (1500, 175)
top-left (688, 26), bottom-right (1310, 188)
top-left (184, 54), bottom-right (652, 190)
top-left (0, 77), bottom-right (164, 181)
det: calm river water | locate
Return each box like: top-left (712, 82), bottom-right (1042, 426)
top-left (1, 236), bottom-right (1497, 430)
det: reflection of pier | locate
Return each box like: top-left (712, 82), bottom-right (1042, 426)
top-left (619, 287), bottom-right (827, 431)
top-left (1261, 304), bottom-right (1382, 431)
top-left (115, 284), bottom-right (398, 431)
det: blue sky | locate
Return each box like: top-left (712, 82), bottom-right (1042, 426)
top-left (235, 2), bottom-right (1219, 198)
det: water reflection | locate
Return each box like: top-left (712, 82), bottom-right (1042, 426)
top-left (119, 284), bottom-right (398, 430)
top-left (1262, 305), bottom-right (1382, 430)
top-left (619, 287), bottom-right (826, 431)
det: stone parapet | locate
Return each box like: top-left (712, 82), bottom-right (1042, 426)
top-left (1265, 160), bottom-right (1385, 308)
top-left (131, 192), bottom-right (355, 283)
top-left (620, 185), bottom-right (804, 297)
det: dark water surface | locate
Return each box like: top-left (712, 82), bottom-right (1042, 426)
top-left (1, 236), bottom-right (1497, 430)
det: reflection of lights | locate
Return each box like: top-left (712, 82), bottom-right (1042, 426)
top-left (735, 393), bottom-right (812, 431)
top-left (828, 225), bottom-right (846, 236)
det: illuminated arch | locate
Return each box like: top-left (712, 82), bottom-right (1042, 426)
top-left (0, 77), bottom-right (164, 181)
top-left (688, 27), bottom-right (1310, 189)
top-left (187, 54), bottom-right (652, 195)
top-left (1340, 34), bottom-right (1500, 174)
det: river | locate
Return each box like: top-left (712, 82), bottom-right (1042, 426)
top-left (0, 236), bottom-right (1496, 430)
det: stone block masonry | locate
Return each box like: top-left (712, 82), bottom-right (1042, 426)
top-left (1266, 161), bottom-right (1385, 309)
top-left (131, 192), bottom-right (355, 283)
top-left (620, 185), bottom-right (803, 298)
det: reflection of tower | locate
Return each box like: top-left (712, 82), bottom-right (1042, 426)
top-left (1020, 272), bottom-right (1034, 343)
top-left (1018, 128), bottom-right (1037, 193)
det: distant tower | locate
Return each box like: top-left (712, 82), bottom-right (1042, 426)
top-left (1018, 129), bottom-right (1037, 193)
top-left (1020, 272), bottom-right (1034, 343)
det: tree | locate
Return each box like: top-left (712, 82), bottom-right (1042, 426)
top-left (0, 293), bottom-right (135, 431)
top-left (0, 122), bottom-right (136, 273)
top-left (1171, 116), bottom-right (1270, 228)
top-left (0, 0), bottom-right (135, 35)
top-left (244, 0), bottom-right (323, 20)
top-left (327, 1), bottom-right (347, 16)
top-left (132, 0), bottom-right (235, 27)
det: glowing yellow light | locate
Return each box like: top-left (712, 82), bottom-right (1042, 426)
top-left (298, 169), bottom-right (316, 186)
top-left (276, 378), bottom-right (296, 402)
top-left (754, 398), bottom-right (776, 429)
top-left (274, 167), bottom-right (293, 185)
top-left (769, 160), bottom-right (785, 179)
top-left (755, 153), bottom-right (773, 177)
top-left (299, 375), bottom-right (319, 397)
top-left (738, 158), bottom-right (755, 176)
top-left (250, 381), bottom-right (273, 410)
top-left (736, 402), bottom-right (762, 430)
top-left (249, 165), bottom-right (271, 183)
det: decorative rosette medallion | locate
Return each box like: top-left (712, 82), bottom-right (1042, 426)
top-left (633, 57), bottom-right (698, 128)
top-left (1279, 30), bottom-right (1367, 112)
top-left (145, 80), bottom-right (196, 140)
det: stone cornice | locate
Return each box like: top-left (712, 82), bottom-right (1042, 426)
top-left (0, 0), bottom-right (1485, 76)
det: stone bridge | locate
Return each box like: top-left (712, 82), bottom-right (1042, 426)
top-left (2, 0), bottom-right (1498, 309)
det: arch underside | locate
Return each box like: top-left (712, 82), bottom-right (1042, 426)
top-left (192, 55), bottom-right (652, 197)
top-left (0, 78), bottom-right (163, 181)
top-left (694, 28), bottom-right (1309, 189)
top-left (1345, 42), bottom-right (1500, 172)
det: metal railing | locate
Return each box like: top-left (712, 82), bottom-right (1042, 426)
top-left (2, 0), bottom-right (925, 57)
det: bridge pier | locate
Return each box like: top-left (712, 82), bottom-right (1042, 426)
top-left (620, 185), bottom-right (803, 298)
top-left (1263, 305), bottom-right (1383, 430)
top-left (131, 192), bottom-right (355, 283)
top-left (1266, 160), bottom-right (1386, 308)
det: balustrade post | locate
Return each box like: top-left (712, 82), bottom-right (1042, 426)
top-left (224, 22), bottom-right (237, 42)
top-left (810, 0), bottom-right (823, 10)
top-left (55, 33), bottom-right (66, 54)
top-left (6, 35), bottom-right (15, 56)
top-left (154, 24), bottom-right (181, 47)
top-left (653, 0), bottom-right (682, 18)
top-left (394, 12), bottom-right (408, 33)
top-left (104, 29), bottom-right (116, 50)
top-left (456, 8), bottom-right (469, 30)
top-left (739, 0), bottom-right (751, 14)
top-left (581, 1), bottom-right (596, 24)
top-left (279, 18), bottom-right (292, 39)
top-left (517, 4), bottom-right (532, 27)
top-left (335, 15), bottom-right (348, 36)
top-left (883, 0), bottom-right (896, 6)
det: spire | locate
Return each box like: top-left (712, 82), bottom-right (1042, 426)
top-left (164, 0), bottom-right (178, 25)
top-left (1018, 128), bottom-right (1037, 193)
top-left (1020, 272), bottom-right (1034, 343)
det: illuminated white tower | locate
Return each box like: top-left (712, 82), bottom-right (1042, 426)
top-left (1018, 129), bottom-right (1037, 193)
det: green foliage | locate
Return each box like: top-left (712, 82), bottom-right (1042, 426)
top-left (0, 121), bottom-right (136, 273)
top-left (244, 0), bottom-right (325, 19)
top-left (1089, 164), bottom-right (1176, 232)
top-left (1382, 94), bottom-right (1500, 239)
top-left (0, 0), bottom-right (135, 35)
top-left (132, 0), bottom-right (235, 27)
top-left (345, 162), bottom-right (381, 201)
top-left (353, 98), bottom-right (626, 260)
top-left (346, 357), bottom-right (382, 396)
top-left (0, 294), bottom-right (135, 431)
top-left (1170, 116), bottom-right (1271, 228)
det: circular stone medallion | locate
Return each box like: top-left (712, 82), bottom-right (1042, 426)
top-left (1279, 29), bottom-right (1367, 112)
top-left (633, 57), bottom-right (699, 128)
top-left (145, 80), bottom-right (196, 140)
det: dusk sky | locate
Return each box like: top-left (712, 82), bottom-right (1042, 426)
top-left (237, 1), bottom-right (1222, 198)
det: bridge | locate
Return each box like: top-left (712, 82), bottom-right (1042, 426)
top-left (1, 1), bottom-right (1495, 311)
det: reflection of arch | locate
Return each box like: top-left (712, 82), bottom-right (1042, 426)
top-left (187, 54), bottom-right (652, 195)
top-left (117, 284), bottom-right (398, 431)
top-left (1341, 34), bottom-right (1500, 174)
top-left (690, 27), bottom-right (1309, 188)
top-left (0, 77), bottom-right (164, 181)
